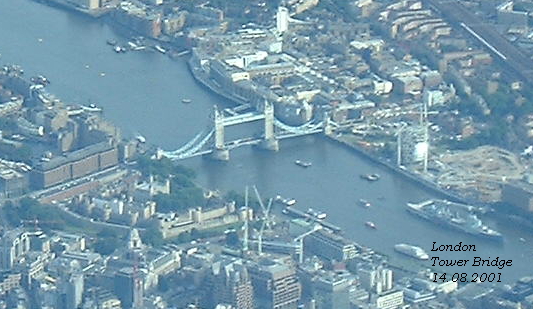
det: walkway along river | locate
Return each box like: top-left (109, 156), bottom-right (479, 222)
top-left (1, 0), bottom-right (533, 283)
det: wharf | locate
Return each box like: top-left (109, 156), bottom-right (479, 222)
top-left (284, 206), bottom-right (342, 234)
top-left (187, 57), bottom-right (250, 107)
top-left (327, 135), bottom-right (485, 208)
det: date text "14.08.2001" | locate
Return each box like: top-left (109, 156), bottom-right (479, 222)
top-left (433, 273), bottom-right (502, 283)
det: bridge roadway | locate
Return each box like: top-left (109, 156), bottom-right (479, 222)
top-left (165, 127), bottom-right (325, 160)
top-left (426, 0), bottom-right (533, 83)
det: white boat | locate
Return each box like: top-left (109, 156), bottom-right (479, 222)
top-left (275, 195), bottom-right (296, 206)
top-left (365, 221), bottom-right (376, 229)
top-left (316, 212), bottom-right (327, 220)
top-left (361, 173), bottom-right (380, 181)
top-left (394, 243), bottom-right (429, 260)
top-left (154, 45), bottom-right (167, 54)
top-left (80, 103), bottom-right (103, 113)
top-left (295, 160), bottom-right (312, 168)
top-left (135, 134), bottom-right (146, 143)
top-left (359, 199), bottom-right (371, 208)
top-left (182, 98), bottom-right (192, 104)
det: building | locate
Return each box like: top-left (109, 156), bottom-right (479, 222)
top-left (114, 267), bottom-right (144, 309)
top-left (304, 229), bottom-right (358, 262)
top-left (31, 141), bottom-right (118, 189)
top-left (57, 264), bottom-right (84, 309)
top-left (374, 290), bottom-right (404, 309)
top-left (0, 167), bottom-right (28, 198)
top-left (312, 273), bottom-right (351, 309)
top-left (358, 265), bottom-right (394, 294)
top-left (211, 259), bottom-right (254, 309)
top-left (398, 125), bottom-right (427, 167)
top-left (69, 0), bottom-right (100, 10)
top-left (276, 7), bottom-right (289, 33)
top-left (248, 259), bottom-right (301, 309)
top-left (0, 229), bottom-right (30, 270)
top-left (0, 271), bottom-right (21, 295)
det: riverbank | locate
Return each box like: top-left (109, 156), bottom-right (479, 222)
top-left (187, 56), bottom-right (250, 106)
top-left (31, 0), bottom-right (111, 18)
top-left (326, 134), bottom-right (485, 207)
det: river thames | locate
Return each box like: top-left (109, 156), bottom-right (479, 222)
top-left (1, 0), bottom-right (532, 283)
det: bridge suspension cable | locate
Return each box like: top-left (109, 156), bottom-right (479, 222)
top-left (274, 119), bottom-right (324, 134)
top-left (163, 129), bottom-right (206, 156)
top-left (159, 128), bottom-right (215, 160)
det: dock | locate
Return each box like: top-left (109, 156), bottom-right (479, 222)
top-left (284, 207), bottom-right (342, 233)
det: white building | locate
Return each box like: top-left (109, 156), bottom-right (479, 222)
top-left (276, 7), bottom-right (290, 33)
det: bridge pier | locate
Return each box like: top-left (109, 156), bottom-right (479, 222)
top-left (256, 138), bottom-right (279, 151)
top-left (323, 113), bottom-right (333, 136)
top-left (207, 148), bottom-right (230, 161)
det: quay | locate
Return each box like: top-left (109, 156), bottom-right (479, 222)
top-left (326, 135), bottom-right (486, 208)
top-left (185, 52), bottom-right (482, 209)
top-left (283, 206), bottom-right (342, 234)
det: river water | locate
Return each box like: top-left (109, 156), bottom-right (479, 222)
top-left (1, 0), bottom-right (532, 284)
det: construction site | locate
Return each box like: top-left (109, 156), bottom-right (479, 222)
top-left (434, 146), bottom-right (526, 202)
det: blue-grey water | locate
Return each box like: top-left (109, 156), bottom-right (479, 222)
top-left (1, 0), bottom-right (531, 284)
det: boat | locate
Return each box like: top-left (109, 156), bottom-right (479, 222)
top-left (306, 208), bottom-right (327, 220)
top-left (394, 243), bottom-right (429, 260)
top-left (407, 199), bottom-right (503, 241)
top-left (295, 160), bottom-right (312, 168)
top-left (106, 39), bottom-right (117, 46)
top-left (154, 45), bottom-right (167, 54)
top-left (135, 134), bottom-right (146, 143)
top-left (361, 173), bottom-right (380, 181)
top-left (274, 195), bottom-right (296, 206)
top-left (182, 98), bottom-right (192, 104)
top-left (282, 208), bottom-right (289, 215)
top-left (365, 221), bottom-right (377, 229)
top-left (80, 103), bottom-right (103, 113)
top-left (31, 75), bottom-right (50, 86)
top-left (359, 199), bottom-right (371, 208)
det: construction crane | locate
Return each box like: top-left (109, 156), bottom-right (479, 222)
top-left (293, 224), bottom-right (322, 264)
top-left (251, 224), bottom-right (322, 263)
top-left (243, 186), bottom-right (249, 252)
top-left (257, 198), bottom-right (273, 255)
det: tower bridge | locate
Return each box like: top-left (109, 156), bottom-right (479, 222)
top-left (158, 101), bottom-right (331, 161)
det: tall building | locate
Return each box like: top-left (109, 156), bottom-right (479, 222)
top-left (114, 267), bottom-right (143, 309)
top-left (358, 265), bottom-right (394, 294)
top-left (312, 273), bottom-right (351, 309)
top-left (304, 229), bottom-right (358, 262)
top-left (0, 229), bottom-right (30, 270)
top-left (276, 7), bottom-right (289, 33)
top-left (248, 259), bottom-right (301, 309)
top-left (397, 125), bottom-right (427, 167)
top-left (211, 259), bottom-right (254, 309)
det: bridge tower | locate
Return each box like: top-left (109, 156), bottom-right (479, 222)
top-left (323, 112), bottom-right (333, 135)
top-left (210, 105), bottom-right (230, 161)
top-left (257, 100), bottom-right (279, 151)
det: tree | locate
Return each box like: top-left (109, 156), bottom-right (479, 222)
top-left (140, 221), bottom-right (164, 247)
top-left (94, 237), bottom-right (119, 255)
